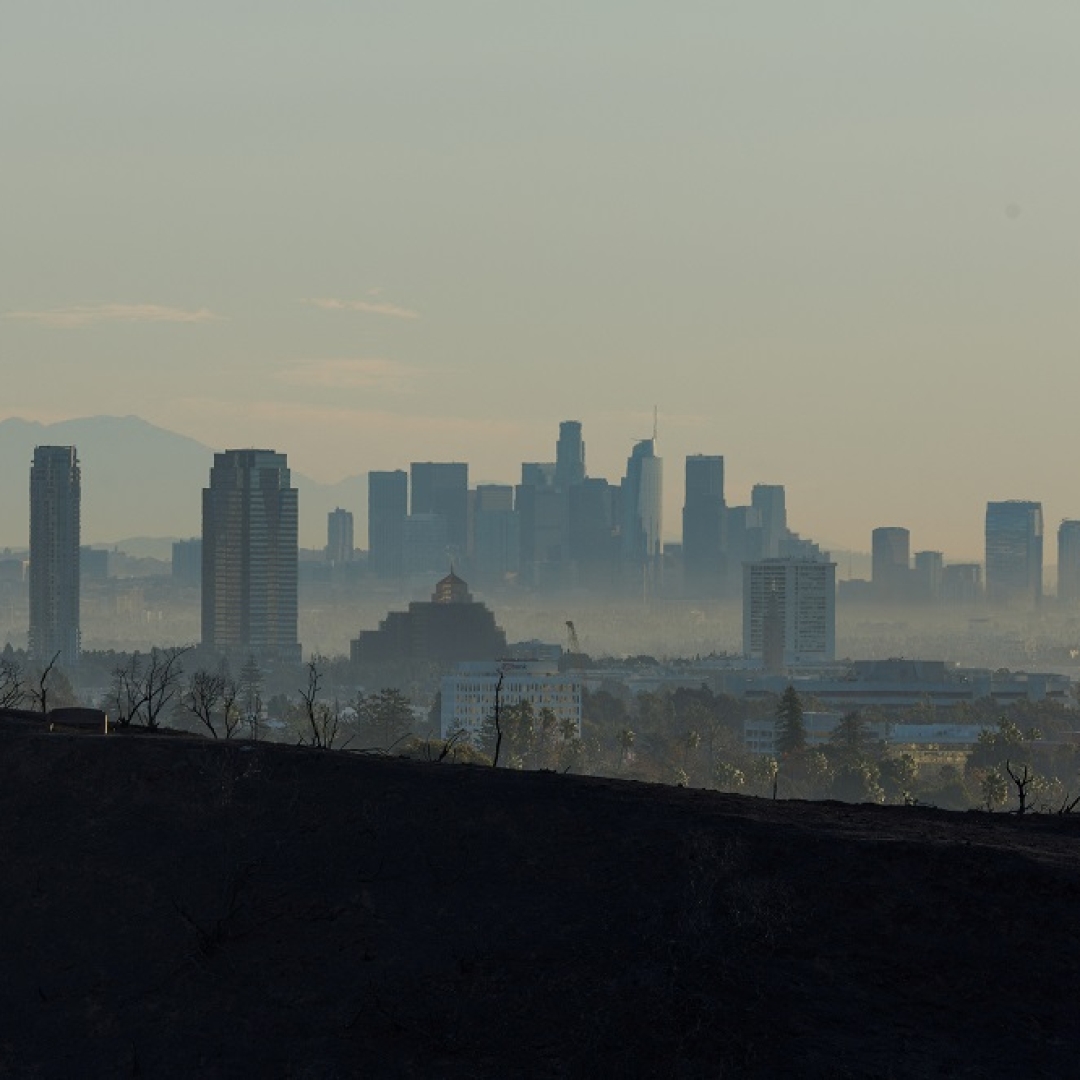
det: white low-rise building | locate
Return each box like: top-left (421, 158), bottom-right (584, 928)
top-left (441, 661), bottom-right (582, 746)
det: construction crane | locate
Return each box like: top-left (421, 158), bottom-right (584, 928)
top-left (565, 620), bottom-right (581, 656)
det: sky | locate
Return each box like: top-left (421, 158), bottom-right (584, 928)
top-left (3, 3), bottom-right (1080, 561)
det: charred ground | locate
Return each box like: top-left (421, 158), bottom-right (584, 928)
top-left (1, 726), bottom-right (1078, 1078)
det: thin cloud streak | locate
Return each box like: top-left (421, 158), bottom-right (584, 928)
top-left (300, 297), bottom-right (420, 320)
top-left (1, 304), bottom-right (222, 328)
top-left (274, 358), bottom-right (417, 392)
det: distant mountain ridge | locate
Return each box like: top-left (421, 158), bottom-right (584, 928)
top-left (0, 416), bottom-right (366, 549)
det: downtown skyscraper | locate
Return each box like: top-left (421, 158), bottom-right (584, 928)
top-left (202, 450), bottom-right (299, 662)
top-left (985, 500), bottom-right (1043, 609)
top-left (29, 446), bottom-right (81, 668)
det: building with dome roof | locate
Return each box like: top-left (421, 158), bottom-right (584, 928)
top-left (350, 571), bottom-right (507, 667)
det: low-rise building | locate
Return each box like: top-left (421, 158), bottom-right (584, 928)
top-left (441, 660), bottom-right (582, 747)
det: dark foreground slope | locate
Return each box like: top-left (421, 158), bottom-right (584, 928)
top-left (1, 730), bottom-right (1079, 1078)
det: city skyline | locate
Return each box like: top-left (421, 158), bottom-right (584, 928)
top-left (4, 6), bottom-right (1080, 559)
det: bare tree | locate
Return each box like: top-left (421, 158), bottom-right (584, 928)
top-left (490, 671), bottom-right (504, 768)
top-left (0, 657), bottom-right (25, 709)
top-left (142, 646), bottom-right (192, 730)
top-left (1005, 759), bottom-right (1036, 816)
top-left (184, 668), bottom-right (226, 738)
top-left (240, 655), bottom-right (262, 741)
top-left (298, 656), bottom-right (341, 749)
top-left (29, 652), bottom-right (60, 714)
top-left (221, 671), bottom-right (242, 740)
top-left (112, 646), bottom-right (192, 729)
top-left (183, 662), bottom-right (242, 740)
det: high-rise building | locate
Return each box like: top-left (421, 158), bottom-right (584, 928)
top-left (751, 484), bottom-right (787, 559)
top-left (913, 550), bottom-right (944, 603)
top-left (29, 445), bottom-right (81, 668)
top-left (871, 527), bottom-right (911, 603)
top-left (622, 438), bottom-right (663, 575)
top-left (411, 462), bottom-right (468, 555)
top-left (743, 558), bottom-right (836, 666)
top-left (985, 501), bottom-right (1043, 608)
top-left (569, 478), bottom-right (620, 589)
top-left (473, 485), bottom-right (519, 582)
top-left (1058, 521), bottom-right (1080, 605)
top-left (521, 462), bottom-right (556, 489)
top-left (683, 455), bottom-right (725, 595)
top-left (172, 538), bottom-right (202, 587)
top-left (201, 450), bottom-right (299, 663)
top-left (368, 470), bottom-right (407, 578)
top-left (555, 421), bottom-right (586, 490)
top-left (942, 563), bottom-right (982, 605)
top-left (326, 508), bottom-right (354, 566)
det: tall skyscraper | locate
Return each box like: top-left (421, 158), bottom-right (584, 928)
top-left (743, 558), bottom-right (836, 666)
top-left (411, 462), bottom-right (468, 555)
top-left (871, 526), bottom-right (911, 603)
top-left (29, 445), bottom-right (81, 668)
top-left (985, 501), bottom-right (1043, 608)
top-left (621, 438), bottom-right (663, 573)
top-left (913, 550), bottom-right (944, 603)
top-left (368, 470), bottom-right (408, 578)
top-left (555, 420), bottom-right (586, 489)
top-left (201, 450), bottom-right (299, 662)
top-left (1058, 520), bottom-right (1080, 605)
top-left (682, 455), bottom-right (725, 596)
top-left (751, 484), bottom-right (787, 559)
top-left (473, 485), bottom-right (519, 582)
top-left (326, 508), bottom-right (354, 566)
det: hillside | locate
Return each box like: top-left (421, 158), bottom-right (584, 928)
top-left (2, 726), bottom-right (1079, 1077)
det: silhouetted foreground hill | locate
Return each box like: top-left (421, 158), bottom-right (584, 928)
top-left (2, 729), bottom-right (1079, 1078)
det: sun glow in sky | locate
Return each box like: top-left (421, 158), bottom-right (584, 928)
top-left (4, 3), bottom-right (1080, 559)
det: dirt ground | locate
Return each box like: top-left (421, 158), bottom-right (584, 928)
top-left (1, 725), bottom-right (1078, 1077)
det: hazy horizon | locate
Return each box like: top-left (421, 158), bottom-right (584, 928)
top-left (5, 4), bottom-right (1080, 560)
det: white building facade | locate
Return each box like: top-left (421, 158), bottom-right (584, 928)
top-left (441, 661), bottom-right (583, 746)
top-left (743, 557), bottom-right (836, 666)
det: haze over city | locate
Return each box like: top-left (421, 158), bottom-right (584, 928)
top-left (6, 4), bottom-right (1080, 559)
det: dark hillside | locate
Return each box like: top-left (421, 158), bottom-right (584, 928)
top-left (1, 729), bottom-right (1078, 1077)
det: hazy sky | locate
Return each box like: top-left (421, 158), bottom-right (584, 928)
top-left (4, 3), bottom-right (1080, 560)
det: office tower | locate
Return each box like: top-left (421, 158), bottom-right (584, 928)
top-left (516, 482), bottom-right (569, 587)
top-left (326, 508), bottom-right (354, 566)
top-left (201, 450), bottom-right (299, 662)
top-left (368, 470), bottom-right (407, 578)
top-left (743, 558), bottom-right (836, 666)
top-left (1058, 521), bottom-right (1080, 604)
top-left (29, 445), bottom-right (81, 668)
top-left (871, 527), bottom-right (911, 603)
top-left (411, 462), bottom-right (468, 555)
top-left (569, 477), bottom-right (620, 588)
top-left (521, 462), bottom-right (556, 489)
top-left (913, 550), bottom-right (944, 603)
top-left (401, 513), bottom-right (449, 575)
top-left (621, 438), bottom-right (663, 572)
top-left (942, 563), bottom-right (982, 605)
top-left (555, 421), bottom-right (586, 489)
top-left (172, 538), bottom-right (202, 587)
top-left (751, 484), bottom-right (787, 559)
top-left (985, 501), bottom-right (1043, 608)
top-left (682, 455), bottom-right (725, 596)
top-left (473, 485), bottom-right (519, 582)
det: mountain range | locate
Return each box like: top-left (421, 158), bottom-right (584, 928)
top-left (0, 416), bottom-right (366, 550)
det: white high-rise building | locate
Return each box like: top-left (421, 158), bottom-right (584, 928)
top-left (743, 558), bottom-right (836, 666)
